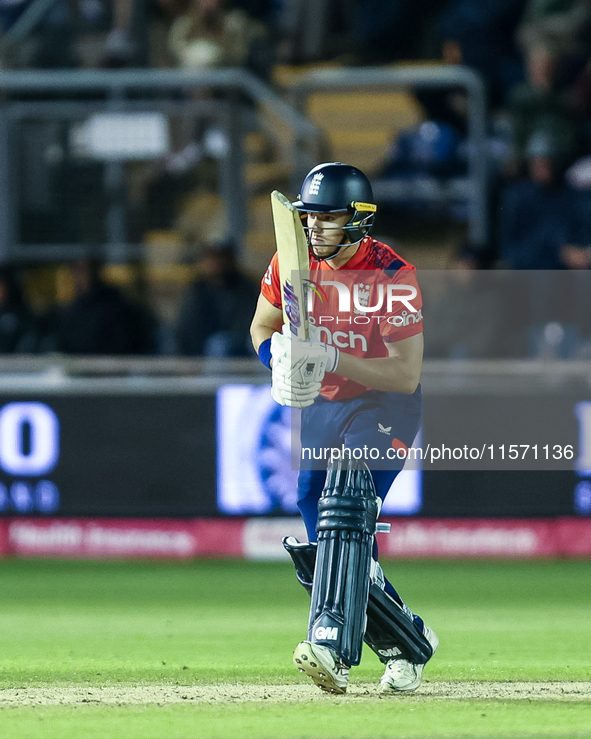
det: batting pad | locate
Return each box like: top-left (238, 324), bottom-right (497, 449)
top-left (283, 538), bottom-right (315, 596)
top-left (283, 541), bottom-right (434, 666)
top-left (365, 584), bottom-right (433, 664)
top-left (308, 458), bottom-right (378, 666)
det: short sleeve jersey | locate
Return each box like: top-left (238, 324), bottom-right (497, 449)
top-left (260, 237), bottom-right (423, 401)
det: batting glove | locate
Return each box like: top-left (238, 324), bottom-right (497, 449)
top-left (271, 360), bottom-right (321, 408)
top-left (271, 325), bottom-right (339, 385)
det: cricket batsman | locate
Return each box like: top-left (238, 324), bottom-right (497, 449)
top-left (250, 162), bottom-right (438, 694)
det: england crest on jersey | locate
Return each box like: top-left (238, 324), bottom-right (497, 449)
top-left (354, 283), bottom-right (371, 315)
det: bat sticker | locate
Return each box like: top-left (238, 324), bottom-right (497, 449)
top-left (283, 281), bottom-right (301, 333)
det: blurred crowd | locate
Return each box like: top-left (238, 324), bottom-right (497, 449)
top-left (0, 247), bottom-right (259, 356)
top-left (0, 0), bottom-right (276, 72)
top-left (2, 0), bottom-right (591, 358)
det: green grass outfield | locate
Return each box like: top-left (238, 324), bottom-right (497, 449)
top-left (0, 558), bottom-right (589, 739)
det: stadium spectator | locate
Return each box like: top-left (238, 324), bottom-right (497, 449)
top-left (175, 240), bottom-right (258, 356)
top-left (74, 0), bottom-right (155, 69)
top-left (49, 258), bottom-right (156, 354)
top-left (499, 126), bottom-right (591, 356)
top-left (0, 266), bottom-right (40, 353)
top-left (507, 1), bottom-right (591, 174)
top-left (436, 0), bottom-right (527, 107)
top-left (498, 127), bottom-right (583, 270)
top-left (0, 0), bottom-right (157, 70)
top-left (507, 84), bottom-right (584, 177)
top-left (96, 0), bottom-right (149, 68)
top-left (167, 0), bottom-right (271, 77)
top-left (516, 0), bottom-right (591, 84)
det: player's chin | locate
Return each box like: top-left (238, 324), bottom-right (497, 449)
top-left (311, 244), bottom-right (340, 259)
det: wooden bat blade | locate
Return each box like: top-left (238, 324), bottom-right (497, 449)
top-left (271, 190), bottom-right (310, 340)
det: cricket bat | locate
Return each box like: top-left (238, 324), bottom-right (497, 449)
top-left (271, 190), bottom-right (310, 340)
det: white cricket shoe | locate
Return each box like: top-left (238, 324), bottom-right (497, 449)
top-left (293, 641), bottom-right (350, 695)
top-left (379, 625), bottom-right (439, 693)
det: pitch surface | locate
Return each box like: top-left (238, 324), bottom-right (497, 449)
top-left (1, 681), bottom-right (590, 706)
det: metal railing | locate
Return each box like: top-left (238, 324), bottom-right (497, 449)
top-left (0, 68), bottom-right (321, 264)
top-left (288, 65), bottom-right (488, 246)
top-left (0, 356), bottom-right (587, 395)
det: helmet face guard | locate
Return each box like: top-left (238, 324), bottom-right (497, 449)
top-left (299, 202), bottom-right (376, 256)
top-left (293, 163), bottom-right (377, 259)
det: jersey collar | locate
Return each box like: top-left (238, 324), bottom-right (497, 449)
top-left (334, 236), bottom-right (372, 270)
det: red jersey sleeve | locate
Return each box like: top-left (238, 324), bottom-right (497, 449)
top-left (379, 266), bottom-right (424, 343)
top-left (260, 252), bottom-right (282, 309)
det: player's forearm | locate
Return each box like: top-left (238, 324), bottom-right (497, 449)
top-left (250, 321), bottom-right (278, 353)
top-left (250, 295), bottom-right (284, 352)
top-left (335, 352), bottom-right (421, 394)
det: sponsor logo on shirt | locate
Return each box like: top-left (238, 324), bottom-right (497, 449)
top-left (315, 326), bottom-right (368, 352)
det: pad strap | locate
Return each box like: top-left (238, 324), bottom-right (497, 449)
top-left (282, 537), bottom-right (315, 596)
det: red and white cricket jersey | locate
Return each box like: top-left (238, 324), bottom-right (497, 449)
top-left (260, 237), bottom-right (423, 401)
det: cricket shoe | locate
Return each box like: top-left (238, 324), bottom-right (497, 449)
top-left (380, 625), bottom-right (439, 693)
top-left (293, 641), bottom-right (349, 694)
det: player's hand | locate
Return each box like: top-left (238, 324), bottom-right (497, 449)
top-left (270, 325), bottom-right (336, 407)
top-left (271, 359), bottom-right (321, 408)
top-left (271, 325), bottom-right (339, 385)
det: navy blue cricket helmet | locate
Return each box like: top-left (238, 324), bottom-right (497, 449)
top-left (293, 162), bottom-right (377, 248)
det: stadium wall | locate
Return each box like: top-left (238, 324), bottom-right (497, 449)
top-left (1, 517), bottom-right (590, 560)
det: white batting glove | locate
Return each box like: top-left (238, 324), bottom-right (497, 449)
top-left (307, 323), bottom-right (322, 343)
top-left (271, 325), bottom-right (339, 385)
top-left (270, 325), bottom-right (337, 407)
top-left (271, 360), bottom-right (321, 408)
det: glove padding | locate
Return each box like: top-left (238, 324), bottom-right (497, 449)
top-left (271, 360), bottom-right (321, 408)
top-left (270, 325), bottom-right (339, 408)
top-left (271, 325), bottom-right (339, 384)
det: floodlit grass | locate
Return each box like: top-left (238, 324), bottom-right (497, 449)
top-left (0, 558), bottom-right (589, 738)
top-left (3, 701), bottom-right (591, 739)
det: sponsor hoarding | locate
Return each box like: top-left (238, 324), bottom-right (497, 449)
top-left (4, 517), bottom-right (590, 560)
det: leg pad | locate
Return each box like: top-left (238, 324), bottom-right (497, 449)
top-left (307, 458), bottom-right (378, 666)
top-left (283, 539), bottom-right (433, 665)
top-left (365, 584), bottom-right (433, 664)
